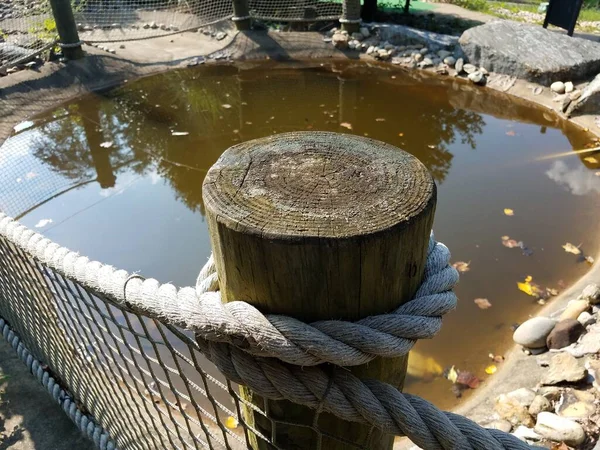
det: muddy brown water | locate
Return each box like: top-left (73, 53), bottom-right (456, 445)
top-left (2, 61), bottom-right (600, 413)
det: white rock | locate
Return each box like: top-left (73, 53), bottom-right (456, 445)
top-left (505, 388), bottom-right (537, 407)
top-left (359, 27), bottom-right (370, 38)
top-left (487, 419), bottom-right (512, 433)
top-left (419, 57), bottom-right (433, 68)
top-left (560, 299), bottom-right (589, 320)
top-left (512, 425), bottom-right (542, 441)
top-left (463, 63), bottom-right (477, 74)
top-left (564, 81), bottom-right (574, 93)
top-left (455, 58), bottom-right (464, 74)
top-left (480, 67), bottom-right (489, 75)
top-left (419, 47), bottom-right (429, 55)
top-left (468, 71), bottom-right (485, 84)
top-left (513, 317), bottom-right (556, 348)
top-left (414, 53), bottom-right (423, 62)
top-left (384, 43), bottom-right (394, 51)
top-left (528, 395), bottom-right (551, 417)
top-left (534, 412), bottom-right (585, 446)
top-left (437, 50), bottom-right (452, 59)
top-left (443, 56), bottom-right (456, 67)
top-left (366, 46), bottom-right (376, 55)
top-left (351, 32), bottom-right (364, 42)
top-left (216, 32), bottom-right (227, 41)
top-left (566, 323), bottom-right (600, 357)
top-left (580, 283), bottom-right (600, 303)
top-left (577, 311), bottom-right (595, 326)
top-left (551, 81), bottom-right (566, 94)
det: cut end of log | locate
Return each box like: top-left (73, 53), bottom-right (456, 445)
top-left (203, 131), bottom-right (435, 240)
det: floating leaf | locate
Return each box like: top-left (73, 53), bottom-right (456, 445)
top-left (100, 141), bottom-right (113, 148)
top-left (485, 365), bottom-right (497, 375)
top-left (506, 130), bottom-right (516, 136)
top-left (584, 156), bottom-right (599, 163)
top-left (222, 104), bottom-right (232, 109)
top-left (35, 219), bottom-right (53, 228)
top-left (340, 122), bottom-right (353, 130)
top-left (585, 255), bottom-right (595, 265)
top-left (501, 235), bottom-right (510, 240)
top-left (488, 353), bottom-right (505, 363)
top-left (452, 261), bottom-right (470, 273)
top-left (427, 144), bottom-right (436, 149)
top-left (501, 237), bottom-right (519, 248)
top-left (447, 365), bottom-right (458, 383)
top-left (474, 298), bottom-right (492, 309)
top-left (562, 242), bottom-right (581, 255)
top-left (517, 276), bottom-right (544, 298)
top-left (225, 416), bottom-right (238, 429)
top-left (503, 208), bottom-right (514, 216)
top-left (407, 352), bottom-right (443, 379)
top-left (456, 371), bottom-right (480, 389)
top-left (171, 131), bottom-right (189, 136)
top-left (375, 117), bottom-right (386, 122)
top-left (398, 132), bottom-right (404, 137)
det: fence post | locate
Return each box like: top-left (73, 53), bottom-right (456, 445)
top-left (48, 0), bottom-right (83, 60)
top-left (203, 132), bottom-right (436, 449)
top-left (341, 0), bottom-right (361, 33)
top-left (232, 0), bottom-right (251, 30)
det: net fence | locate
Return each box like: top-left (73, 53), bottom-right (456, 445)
top-left (0, 0), bottom-right (57, 71)
top-left (0, 219), bottom-right (381, 450)
top-left (1, 0), bottom-right (354, 70)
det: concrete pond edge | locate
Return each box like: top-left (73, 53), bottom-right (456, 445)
top-left (1, 26), bottom-right (600, 449)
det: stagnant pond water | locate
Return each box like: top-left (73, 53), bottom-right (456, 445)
top-left (2, 62), bottom-right (600, 410)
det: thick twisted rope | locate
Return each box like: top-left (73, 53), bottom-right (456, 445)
top-left (0, 213), bottom-right (456, 368)
top-left (0, 213), bottom-right (536, 449)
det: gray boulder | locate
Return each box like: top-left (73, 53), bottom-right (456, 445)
top-left (513, 317), bottom-right (556, 348)
top-left (459, 21), bottom-right (600, 85)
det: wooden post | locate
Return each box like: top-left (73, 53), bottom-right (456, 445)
top-left (232, 0), bottom-right (251, 31)
top-left (203, 132), bottom-right (436, 449)
top-left (48, 0), bottom-right (84, 60)
top-left (341, 0), bottom-right (361, 33)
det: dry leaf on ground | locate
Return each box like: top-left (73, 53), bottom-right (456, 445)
top-left (225, 416), bottom-right (238, 429)
top-left (474, 298), bottom-right (492, 309)
top-left (452, 261), bottom-right (471, 273)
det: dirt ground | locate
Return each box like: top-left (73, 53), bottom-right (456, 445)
top-left (0, 337), bottom-right (94, 450)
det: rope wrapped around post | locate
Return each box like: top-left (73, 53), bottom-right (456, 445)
top-left (0, 213), bottom-right (536, 449)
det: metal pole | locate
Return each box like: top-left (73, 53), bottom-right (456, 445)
top-left (232, 0), bottom-right (251, 31)
top-left (341, 0), bottom-right (361, 33)
top-left (49, 0), bottom-right (84, 60)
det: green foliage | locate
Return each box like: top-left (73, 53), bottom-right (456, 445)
top-left (450, 0), bottom-right (489, 13)
top-left (28, 17), bottom-right (58, 41)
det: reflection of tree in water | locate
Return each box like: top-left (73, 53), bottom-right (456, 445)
top-left (26, 65), bottom-right (490, 215)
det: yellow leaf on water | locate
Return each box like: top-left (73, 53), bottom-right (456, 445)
top-left (485, 365), bottom-right (497, 375)
top-left (447, 365), bottom-right (458, 383)
top-left (340, 122), bottom-right (353, 130)
top-left (375, 118), bottom-right (386, 122)
top-left (585, 255), bottom-right (595, 265)
top-left (584, 156), bottom-right (599, 163)
top-left (501, 236), bottom-right (510, 240)
top-left (407, 351), bottom-right (443, 379)
top-left (225, 416), bottom-right (238, 429)
top-left (517, 281), bottom-right (534, 296)
top-left (398, 132), bottom-right (404, 137)
top-left (562, 242), bottom-right (581, 255)
top-left (452, 261), bottom-right (470, 273)
top-left (595, 171), bottom-right (600, 176)
top-left (222, 104), bottom-right (232, 109)
top-left (504, 208), bottom-right (514, 216)
top-left (524, 275), bottom-right (532, 283)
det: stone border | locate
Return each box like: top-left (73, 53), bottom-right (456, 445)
top-left (1, 26), bottom-right (600, 448)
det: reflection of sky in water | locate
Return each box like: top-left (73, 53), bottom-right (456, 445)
top-left (547, 160), bottom-right (600, 196)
